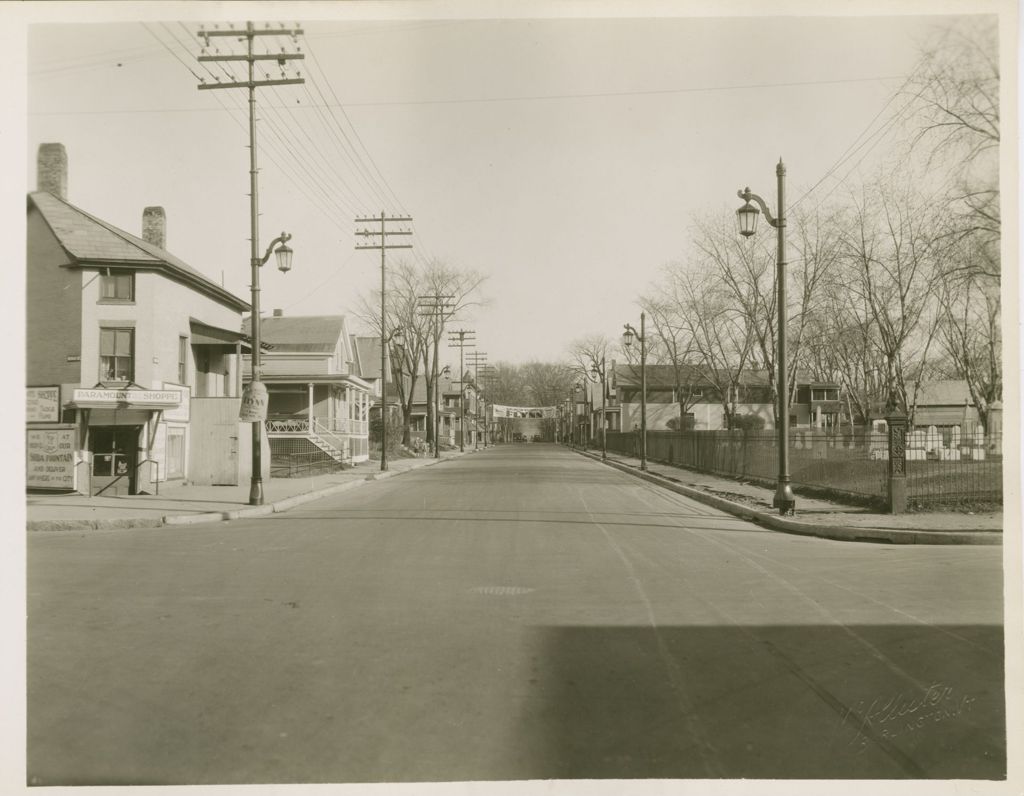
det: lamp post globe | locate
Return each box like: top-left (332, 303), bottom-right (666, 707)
top-left (735, 192), bottom-right (760, 237)
top-left (734, 160), bottom-right (795, 515)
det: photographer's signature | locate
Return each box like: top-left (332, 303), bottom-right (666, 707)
top-left (841, 682), bottom-right (975, 752)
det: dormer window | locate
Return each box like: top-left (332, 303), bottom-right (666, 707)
top-left (100, 271), bottom-right (134, 302)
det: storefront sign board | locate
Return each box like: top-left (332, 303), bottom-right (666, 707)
top-left (27, 386), bottom-right (61, 422)
top-left (71, 389), bottom-right (181, 407)
top-left (26, 426), bottom-right (76, 490)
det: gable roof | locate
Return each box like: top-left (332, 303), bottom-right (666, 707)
top-left (911, 380), bottom-right (972, 406)
top-left (28, 191), bottom-right (248, 312)
top-left (353, 336), bottom-right (383, 380)
top-left (242, 315), bottom-right (346, 353)
top-left (410, 374), bottom-right (462, 404)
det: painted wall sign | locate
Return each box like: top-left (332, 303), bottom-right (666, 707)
top-left (26, 426), bottom-right (76, 490)
top-left (27, 386), bottom-right (61, 423)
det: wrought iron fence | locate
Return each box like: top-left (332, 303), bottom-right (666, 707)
top-left (602, 428), bottom-right (1002, 507)
top-left (270, 453), bottom-right (346, 478)
top-left (269, 437), bottom-right (347, 478)
top-left (902, 429), bottom-right (1002, 506)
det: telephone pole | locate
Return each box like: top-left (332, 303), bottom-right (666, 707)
top-left (466, 350), bottom-right (487, 450)
top-left (478, 364), bottom-right (496, 447)
top-left (417, 294), bottom-right (455, 458)
top-left (447, 330), bottom-right (475, 452)
top-left (356, 213), bottom-right (413, 471)
top-left (197, 22), bottom-right (304, 505)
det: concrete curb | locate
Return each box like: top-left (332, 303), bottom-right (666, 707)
top-left (577, 450), bottom-right (1001, 546)
top-left (27, 517), bottom-right (167, 532)
top-left (28, 453), bottom-right (465, 532)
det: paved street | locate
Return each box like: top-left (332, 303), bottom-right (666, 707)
top-left (28, 444), bottom-right (1004, 784)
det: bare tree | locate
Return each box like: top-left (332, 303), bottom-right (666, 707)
top-left (356, 261), bottom-right (430, 446)
top-left (357, 259), bottom-right (487, 447)
top-left (936, 247), bottom-right (1001, 429)
top-left (904, 18), bottom-right (1000, 279)
top-left (419, 260), bottom-right (488, 446)
top-left (640, 276), bottom-right (704, 430)
top-left (671, 266), bottom-right (754, 429)
top-left (689, 205), bottom-right (838, 425)
top-left (839, 174), bottom-right (944, 419)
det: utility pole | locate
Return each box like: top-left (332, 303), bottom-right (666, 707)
top-left (356, 213), bottom-right (413, 471)
top-left (197, 21), bottom-right (304, 505)
top-left (417, 294), bottom-right (455, 458)
top-left (478, 365), bottom-right (496, 447)
top-left (466, 351), bottom-right (488, 450)
top-left (447, 329), bottom-right (475, 452)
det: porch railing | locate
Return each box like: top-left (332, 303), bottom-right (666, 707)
top-left (265, 416), bottom-right (368, 436)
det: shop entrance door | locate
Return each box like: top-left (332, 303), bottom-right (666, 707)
top-left (91, 426), bottom-right (139, 496)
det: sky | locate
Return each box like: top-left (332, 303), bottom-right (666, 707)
top-left (17, 2), bottom-right (1011, 372)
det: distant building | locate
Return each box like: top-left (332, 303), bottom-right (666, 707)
top-left (607, 363), bottom-right (843, 432)
top-left (406, 373), bottom-right (459, 448)
top-left (26, 143), bottom-right (256, 495)
top-left (908, 380), bottom-right (981, 429)
top-left (241, 313), bottom-right (372, 465)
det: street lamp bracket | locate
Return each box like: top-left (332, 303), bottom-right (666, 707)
top-left (258, 231), bottom-right (294, 272)
top-left (736, 188), bottom-right (779, 234)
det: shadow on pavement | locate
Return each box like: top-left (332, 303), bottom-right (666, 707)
top-left (518, 623), bottom-right (1004, 780)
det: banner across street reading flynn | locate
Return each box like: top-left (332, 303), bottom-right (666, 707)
top-left (491, 405), bottom-right (557, 419)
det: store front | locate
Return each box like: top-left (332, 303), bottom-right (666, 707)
top-left (89, 425), bottom-right (142, 496)
top-left (66, 386), bottom-right (184, 496)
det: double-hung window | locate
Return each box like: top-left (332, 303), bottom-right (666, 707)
top-left (100, 272), bottom-right (134, 302)
top-left (100, 328), bottom-right (134, 383)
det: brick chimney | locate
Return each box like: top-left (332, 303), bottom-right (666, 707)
top-left (142, 206), bottom-right (166, 250)
top-left (37, 143), bottom-right (68, 199)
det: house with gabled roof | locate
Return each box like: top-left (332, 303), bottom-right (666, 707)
top-left (609, 363), bottom-right (843, 432)
top-left (406, 372), bottom-right (460, 449)
top-left (26, 143), bottom-right (257, 495)
top-left (241, 313), bottom-right (373, 465)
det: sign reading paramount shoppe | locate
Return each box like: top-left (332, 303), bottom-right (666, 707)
top-left (26, 426), bottom-right (76, 490)
top-left (71, 388), bottom-right (182, 407)
top-left (492, 405), bottom-right (556, 419)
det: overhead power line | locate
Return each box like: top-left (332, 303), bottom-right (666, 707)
top-left (336, 74), bottom-right (909, 108)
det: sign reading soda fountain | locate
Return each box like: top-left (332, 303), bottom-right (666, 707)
top-left (26, 427), bottom-right (76, 490)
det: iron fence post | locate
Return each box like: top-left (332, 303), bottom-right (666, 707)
top-left (886, 412), bottom-right (908, 514)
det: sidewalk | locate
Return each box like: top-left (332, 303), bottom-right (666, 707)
top-left (575, 448), bottom-right (1003, 545)
top-left (27, 451), bottom-right (470, 532)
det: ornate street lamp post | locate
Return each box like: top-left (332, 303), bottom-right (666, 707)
top-left (245, 232), bottom-right (294, 505)
top-left (622, 313), bottom-right (647, 471)
top-left (736, 159), bottom-right (795, 514)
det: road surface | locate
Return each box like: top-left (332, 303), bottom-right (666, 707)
top-left (27, 444), bottom-right (1005, 784)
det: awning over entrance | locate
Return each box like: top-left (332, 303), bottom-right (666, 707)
top-left (189, 317), bottom-right (259, 351)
